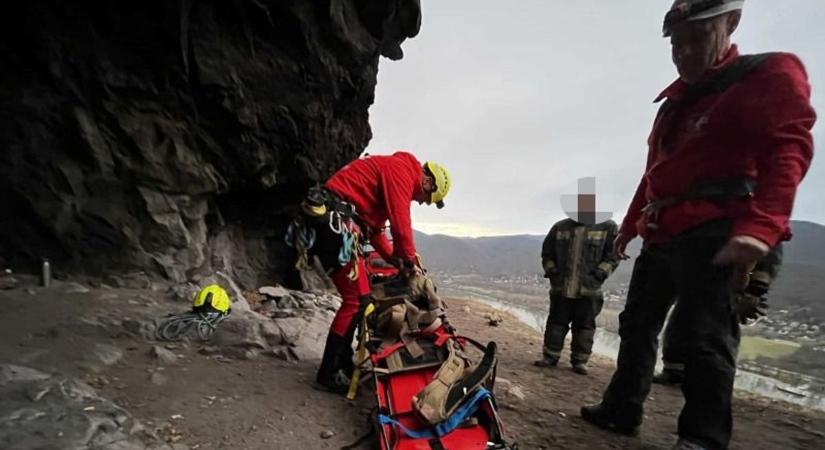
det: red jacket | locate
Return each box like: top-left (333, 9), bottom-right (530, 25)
top-left (325, 151), bottom-right (424, 264)
top-left (621, 46), bottom-right (816, 247)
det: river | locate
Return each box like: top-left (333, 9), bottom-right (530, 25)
top-left (443, 285), bottom-right (825, 412)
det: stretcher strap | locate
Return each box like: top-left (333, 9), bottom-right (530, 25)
top-left (347, 303), bottom-right (376, 400)
top-left (377, 388), bottom-right (492, 439)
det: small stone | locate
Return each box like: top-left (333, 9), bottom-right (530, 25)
top-left (86, 343), bottom-right (124, 368)
top-left (507, 386), bottom-right (526, 401)
top-left (150, 346), bottom-right (179, 365)
top-left (0, 275), bottom-right (18, 290)
top-left (558, 411), bottom-right (567, 418)
top-left (122, 319), bottom-right (155, 340)
top-left (320, 430), bottom-right (335, 439)
top-left (484, 312), bottom-right (504, 327)
top-left (461, 306), bottom-right (471, 314)
top-left (64, 282), bottom-right (91, 294)
top-left (150, 372), bottom-right (168, 386)
top-left (270, 347), bottom-right (292, 361)
top-left (495, 377), bottom-right (512, 390)
top-left (198, 346), bottom-right (220, 355)
top-left (26, 288), bottom-right (37, 295)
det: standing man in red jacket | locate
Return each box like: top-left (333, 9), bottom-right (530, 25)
top-left (301, 151), bottom-right (450, 393)
top-left (580, 1), bottom-right (816, 448)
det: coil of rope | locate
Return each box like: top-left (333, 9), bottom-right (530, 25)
top-left (155, 310), bottom-right (230, 341)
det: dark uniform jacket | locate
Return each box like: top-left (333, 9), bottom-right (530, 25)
top-left (541, 219), bottom-right (619, 299)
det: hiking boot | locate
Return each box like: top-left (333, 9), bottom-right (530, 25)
top-left (580, 403), bottom-right (641, 437)
top-left (572, 363), bottom-right (589, 375)
top-left (533, 356), bottom-right (558, 368)
top-left (671, 438), bottom-right (709, 450)
top-left (312, 369), bottom-right (352, 395)
top-left (652, 369), bottom-right (684, 385)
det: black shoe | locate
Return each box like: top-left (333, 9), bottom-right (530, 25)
top-left (312, 369), bottom-right (352, 395)
top-left (534, 356), bottom-right (558, 368)
top-left (580, 403), bottom-right (641, 437)
top-left (652, 369), bottom-right (684, 385)
top-left (316, 333), bottom-right (353, 387)
top-left (572, 363), bottom-right (588, 375)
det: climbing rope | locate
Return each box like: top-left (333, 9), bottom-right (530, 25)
top-left (155, 310), bottom-right (230, 341)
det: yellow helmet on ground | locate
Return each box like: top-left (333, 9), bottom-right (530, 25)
top-left (192, 284), bottom-right (231, 315)
top-left (424, 161), bottom-right (450, 209)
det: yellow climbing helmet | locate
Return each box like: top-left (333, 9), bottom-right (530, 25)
top-left (192, 284), bottom-right (231, 315)
top-left (424, 161), bottom-right (450, 209)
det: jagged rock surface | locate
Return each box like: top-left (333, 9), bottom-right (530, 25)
top-left (0, 0), bottom-right (421, 288)
top-left (209, 288), bottom-right (341, 361)
top-left (0, 364), bottom-right (171, 450)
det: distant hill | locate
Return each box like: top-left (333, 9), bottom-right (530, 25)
top-left (415, 220), bottom-right (824, 274)
top-left (413, 231), bottom-right (543, 275)
top-left (415, 220), bottom-right (825, 314)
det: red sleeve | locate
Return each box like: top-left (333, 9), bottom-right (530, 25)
top-left (732, 55), bottom-right (816, 246)
top-left (380, 169), bottom-right (417, 263)
top-left (370, 230), bottom-right (394, 262)
top-left (621, 127), bottom-right (663, 236)
top-left (620, 177), bottom-right (647, 237)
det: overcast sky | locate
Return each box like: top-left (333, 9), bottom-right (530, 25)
top-left (365, 0), bottom-right (825, 237)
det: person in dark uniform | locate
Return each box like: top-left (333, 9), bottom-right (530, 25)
top-left (536, 184), bottom-right (619, 375)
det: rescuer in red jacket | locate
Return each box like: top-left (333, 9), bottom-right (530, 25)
top-left (580, 1), bottom-right (816, 449)
top-left (301, 151), bottom-right (450, 394)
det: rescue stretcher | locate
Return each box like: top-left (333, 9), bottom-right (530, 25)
top-left (348, 253), bottom-right (517, 450)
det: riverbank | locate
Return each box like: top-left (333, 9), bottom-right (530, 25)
top-left (441, 283), bottom-right (825, 411)
top-left (446, 297), bottom-right (825, 449)
top-left (2, 283), bottom-right (825, 449)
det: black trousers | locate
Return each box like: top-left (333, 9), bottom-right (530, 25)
top-left (542, 294), bottom-right (604, 364)
top-left (601, 234), bottom-right (739, 450)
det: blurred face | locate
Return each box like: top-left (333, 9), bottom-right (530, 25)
top-left (670, 13), bottom-right (736, 84)
top-left (415, 172), bottom-right (435, 204)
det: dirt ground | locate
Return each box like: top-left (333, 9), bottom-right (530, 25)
top-left (2, 284), bottom-right (824, 450)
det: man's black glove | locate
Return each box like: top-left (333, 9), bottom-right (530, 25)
top-left (735, 271), bottom-right (770, 325)
top-left (590, 269), bottom-right (608, 283)
top-left (735, 292), bottom-right (768, 325)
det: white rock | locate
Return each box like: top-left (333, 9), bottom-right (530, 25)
top-left (64, 282), bottom-right (91, 294)
top-left (150, 346), bottom-right (178, 365)
top-left (258, 285), bottom-right (290, 299)
top-left (507, 386), bottom-right (526, 401)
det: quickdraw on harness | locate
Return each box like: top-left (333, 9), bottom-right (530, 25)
top-left (285, 220), bottom-right (316, 270)
top-left (335, 213), bottom-right (361, 281)
top-left (156, 284), bottom-right (232, 341)
top-left (289, 185), bottom-right (363, 279)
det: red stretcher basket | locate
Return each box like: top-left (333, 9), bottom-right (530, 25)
top-left (359, 254), bottom-right (517, 450)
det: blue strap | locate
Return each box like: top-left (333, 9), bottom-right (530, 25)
top-left (377, 388), bottom-right (492, 439)
top-left (338, 228), bottom-right (356, 265)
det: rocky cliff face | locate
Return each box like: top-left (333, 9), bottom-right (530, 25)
top-left (0, 0), bottom-right (420, 287)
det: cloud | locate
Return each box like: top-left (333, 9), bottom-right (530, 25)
top-left (368, 0), bottom-right (825, 236)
